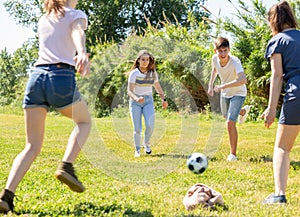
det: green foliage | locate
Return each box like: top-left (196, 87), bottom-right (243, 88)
top-left (5, 0), bottom-right (300, 121)
top-left (77, 0), bottom-right (210, 46)
top-left (79, 19), bottom-right (213, 117)
top-left (223, 1), bottom-right (271, 72)
top-left (0, 50), bottom-right (16, 105)
top-left (77, 43), bottom-right (129, 117)
top-left (0, 40), bottom-right (38, 106)
top-left (2, 0), bottom-right (214, 117)
top-left (4, 0), bottom-right (209, 47)
top-left (4, 0), bottom-right (42, 31)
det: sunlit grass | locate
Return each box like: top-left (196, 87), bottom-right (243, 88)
top-left (1, 111), bottom-right (300, 216)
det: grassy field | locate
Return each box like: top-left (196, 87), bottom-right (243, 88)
top-left (1, 111), bottom-right (300, 217)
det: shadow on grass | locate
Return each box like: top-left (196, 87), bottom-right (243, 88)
top-left (16, 202), bottom-right (153, 217)
top-left (249, 156), bottom-right (300, 171)
top-left (148, 154), bottom-right (218, 162)
top-left (249, 155), bottom-right (272, 163)
top-left (207, 157), bottom-right (217, 162)
top-left (150, 153), bottom-right (190, 159)
top-left (123, 208), bottom-right (153, 217)
top-left (290, 161), bottom-right (300, 171)
top-left (177, 204), bottom-right (229, 217)
top-left (178, 215), bottom-right (218, 217)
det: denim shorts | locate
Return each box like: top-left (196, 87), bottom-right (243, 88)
top-left (22, 65), bottom-right (81, 111)
top-left (279, 75), bottom-right (300, 125)
top-left (221, 95), bottom-right (246, 122)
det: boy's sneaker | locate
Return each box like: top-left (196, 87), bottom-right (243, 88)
top-left (227, 154), bottom-right (238, 161)
top-left (134, 150), bottom-right (140, 157)
top-left (0, 189), bottom-right (14, 214)
top-left (55, 162), bottom-right (85, 193)
top-left (262, 193), bottom-right (287, 204)
top-left (144, 144), bottom-right (152, 155)
top-left (238, 105), bottom-right (251, 124)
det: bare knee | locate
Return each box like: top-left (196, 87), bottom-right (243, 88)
top-left (75, 114), bottom-right (92, 129)
top-left (226, 120), bottom-right (236, 130)
top-left (276, 145), bottom-right (292, 153)
top-left (23, 143), bottom-right (42, 159)
top-left (79, 118), bottom-right (92, 129)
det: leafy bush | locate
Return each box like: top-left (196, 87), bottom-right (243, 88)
top-left (0, 40), bottom-right (38, 106)
top-left (78, 20), bottom-right (213, 117)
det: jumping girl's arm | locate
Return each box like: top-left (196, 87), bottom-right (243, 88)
top-left (71, 18), bottom-right (90, 76)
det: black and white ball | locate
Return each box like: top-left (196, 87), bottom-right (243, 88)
top-left (187, 152), bottom-right (208, 174)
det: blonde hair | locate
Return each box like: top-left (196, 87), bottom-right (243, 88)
top-left (268, 1), bottom-right (299, 35)
top-left (44, 0), bottom-right (67, 16)
top-left (126, 50), bottom-right (157, 80)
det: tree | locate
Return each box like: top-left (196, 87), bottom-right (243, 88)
top-left (0, 50), bottom-right (16, 105)
top-left (4, 0), bottom-right (209, 47)
top-left (0, 40), bottom-right (38, 105)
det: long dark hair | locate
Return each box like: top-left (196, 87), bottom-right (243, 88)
top-left (126, 50), bottom-right (157, 80)
top-left (268, 1), bottom-right (299, 35)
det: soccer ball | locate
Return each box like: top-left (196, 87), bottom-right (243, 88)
top-left (187, 152), bottom-right (208, 174)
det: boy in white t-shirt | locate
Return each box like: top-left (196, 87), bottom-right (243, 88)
top-left (208, 37), bottom-right (249, 161)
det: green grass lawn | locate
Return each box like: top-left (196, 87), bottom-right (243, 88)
top-left (1, 111), bottom-right (300, 217)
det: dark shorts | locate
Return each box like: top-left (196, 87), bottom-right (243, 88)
top-left (22, 65), bottom-right (81, 111)
top-left (279, 76), bottom-right (300, 125)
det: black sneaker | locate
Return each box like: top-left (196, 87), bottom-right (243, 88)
top-left (145, 146), bottom-right (152, 154)
top-left (144, 144), bottom-right (152, 155)
top-left (262, 193), bottom-right (287, 204)
top-left (55, 162), bottom-right (85, 193)
top-left (0, 189), bottom-right (14, 213)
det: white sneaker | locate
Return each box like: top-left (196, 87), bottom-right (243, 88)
top-left (227, 154), bottom-right (238, 161)
top-left (134, 150), bottom-right (140, 157)
top-left (238, 105), bottom-right (251, 124)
